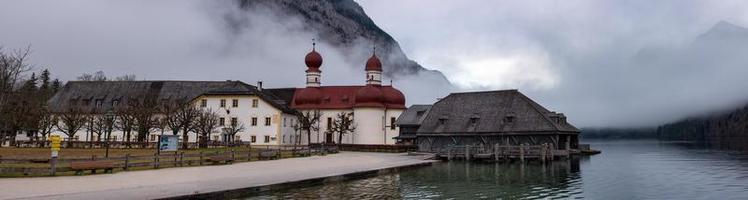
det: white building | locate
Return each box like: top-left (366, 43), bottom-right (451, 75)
top-left (41, 46), bottom-right (406, 146)
top-left (264, 46), bottom-right (406, 145)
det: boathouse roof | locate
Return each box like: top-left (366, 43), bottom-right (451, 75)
top-left (395, 105), bottom-right (432, 126)
top-left (416, 90), bottom-right (580, 134)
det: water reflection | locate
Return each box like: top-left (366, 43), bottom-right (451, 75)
top-left (247, 159), bottom-right (584, 200)
top-left (245, 140), bottom-right (748, 200)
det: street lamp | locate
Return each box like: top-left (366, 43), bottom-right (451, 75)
top-left (104, 109), bottom-right (115, 158)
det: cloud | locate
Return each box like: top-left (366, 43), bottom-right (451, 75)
top-left (357, 0), bottom-right (748, 127)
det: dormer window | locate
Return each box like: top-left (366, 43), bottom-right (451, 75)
top-left (438, 115), bottom-right (448, 125)
top-left (112, 100), bottom-right (119, 107)
top-left (469, 114), bottom-right (480, 124)
top-left (505, 116), bottom-right (515, 123)
top-left (95, 99), bottom-right (103, 107)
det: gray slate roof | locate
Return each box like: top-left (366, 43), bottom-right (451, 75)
top-left (416, 90), bottom-right (580, 134)
top-left (48, 80), bottom-right (295, 114)
top-left (395, 105), bottom-right (432, 126)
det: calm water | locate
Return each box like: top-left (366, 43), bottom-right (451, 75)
top-left (246, 140), bottom-right (748, 199)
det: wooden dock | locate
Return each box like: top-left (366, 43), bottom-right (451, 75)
top-left (436, 144), bottom-right (568, 162)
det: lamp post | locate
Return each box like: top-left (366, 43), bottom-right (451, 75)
top-left (105, 109), bottom-right (115, 158)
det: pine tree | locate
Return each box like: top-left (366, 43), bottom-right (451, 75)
top-left (51, 79), bottom-right (61, 93)
top-left (39, 69), bottom-right (50, 92)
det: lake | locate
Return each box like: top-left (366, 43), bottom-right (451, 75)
top-left (245, 140), bottom-right (748, 199)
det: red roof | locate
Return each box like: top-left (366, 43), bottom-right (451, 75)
top-left (291, 85), bottom-right (405, 109)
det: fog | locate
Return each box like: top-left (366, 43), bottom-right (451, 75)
top-left (3, 0), bottom-right (748, 127)
top-left (359, 0), bottom-right (748, 127)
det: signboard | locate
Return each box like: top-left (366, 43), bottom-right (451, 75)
top-left (50, 135), bottom-right (61, 152)
top-left (159, 135), bottom-right (179, 151)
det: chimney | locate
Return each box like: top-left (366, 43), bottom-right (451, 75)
top-left (257, 81), bottom-right (263, 91)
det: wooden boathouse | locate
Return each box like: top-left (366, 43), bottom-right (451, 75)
top-left (396, 90), bottom-right (581, 160)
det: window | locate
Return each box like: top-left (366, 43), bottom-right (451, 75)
top-left (235, 135), bottom-right (241, 141)
top-left (232, 99), bottom-right (238, 107)
top-left (327, 117), bottom-right (332, 130)
top-left (95, 100), bottom-right (103, 107)
top-left (252, 99), bottom-right (259, 108)
top-left (390, 117), bottom-right (396, 130)
top-left (283, 118), bottom-right (287, 127)
top-left (250, 135), bottom-right (257, 143)
top-left (265, 117), bottom-right (271, 126)
top-left (200, 99), bottom-right (207, 107)
top-left (282, 135), bottom-right (286, 143)
top-left (505, 116), bottom-right (515, 123)
top-left (219, 117), bottom-right (225, 126)
top-left (213, 135), bottom-right (219, 141)
top-left (251, 117), bottom-right (257, 126)
top-left (220, 99), bottom-right (226, 107)
top-left (112, 135), bottom-right (117, 141)
top-left (150, 135), bottom-right (157, 141)
top-left (112, 100), bottom-right (119, 107)
top-left (231, 117), bottom-right (237, 126)
top-left (264, 136), bottom-right (270, 143)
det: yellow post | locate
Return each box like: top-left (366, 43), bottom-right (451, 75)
top-left (50, 135), bottom-right (61, 176)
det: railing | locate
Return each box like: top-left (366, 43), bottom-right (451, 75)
top-left (333, 144), bottom-right (417, 153)
top-left (11, 141), bottom-right (254, 149)
top-left (0, 145), bottom-right (337, 177)
top-left (439, 144), bottom-right (557, 161)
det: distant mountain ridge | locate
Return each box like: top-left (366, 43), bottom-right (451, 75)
top-left (234, 0), bottom-right (451, 83)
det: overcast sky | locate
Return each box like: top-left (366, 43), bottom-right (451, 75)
top-left (3, 1), bottom-right (748, 127)
top-left (358, 0), bottom-right (748, 127)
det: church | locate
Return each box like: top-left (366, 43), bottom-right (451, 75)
top-left (42, 45), bottom-right (406, 146)
top-left (266, 45), bottom-right (406, 145)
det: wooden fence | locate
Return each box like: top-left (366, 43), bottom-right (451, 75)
top-left (332, 144), bottom-right (418, 153)
top-left (0, 145), bottom-right (337, 177)
top-left (11, 140), bottom-right (253, 149)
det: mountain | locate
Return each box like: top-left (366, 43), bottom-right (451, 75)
top-left (653, 21), bottom-right (748, 150)
top-left (232, 0), bottom-right (451, 83)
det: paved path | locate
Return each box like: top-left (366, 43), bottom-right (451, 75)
top-left (0, 152), bottom-right (436, 200)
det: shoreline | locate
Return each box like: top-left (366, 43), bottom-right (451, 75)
top-left (0, 152), bottom-right (437, 200)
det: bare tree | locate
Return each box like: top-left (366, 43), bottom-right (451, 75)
top-left (294, 110), bottom-right (321, 145)
top-left (327, 112), bottom-right (356, 144)
top-left (37, 108), bottom-right (57, 141)
top-left (114, 74), bottom-right (137, 81)
top-left (193, 108), bottom-right (219, 148)
top-left (115, 106), bottom-right (136, 146)
top-left (129, 98), bottom-right (158, 143)
top-left (0, 46), bottom-right (31, 145)
top-left (173, 102), bottom-right (200, 149)
top-left (222, 117), bottom-right (245, 146)
top-left (55, 107), bottom-right (87, 142)
top-left (77, 71), bottom-right (107, 81)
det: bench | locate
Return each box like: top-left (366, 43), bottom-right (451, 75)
top-left (70, 160), bottom-right (115, 175)
top-left (259, 150), bottom-right (279, 160)
top-left (206, 156), bottom-right (233, 165)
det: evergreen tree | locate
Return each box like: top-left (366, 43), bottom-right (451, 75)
top-left (39, 69), bottom-right (50, 92)
top-left (51, 79), bottom-right (61, 93)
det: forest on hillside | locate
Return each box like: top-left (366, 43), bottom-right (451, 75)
top-left (656, 104), bottom-right (748, 151)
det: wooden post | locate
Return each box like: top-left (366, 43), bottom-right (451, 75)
top-left (231, 149), bottom-right (235, 161)
top-left (247, 149), bottom-right (252, 161)
top-left (199, 151), bottom-right (203, 165)
top-left (494, 144), bottom-right (499, 162)
top-left (174, 151), bottom-right (178, 167)
top-left (91, 155), bottom-right (96, 161)
top-left (465, 145), bottom-right (470, 161)
top-left (124, 154), bottom-right (130, 171)
top-left (180, 152), bottom-right (184, 167)
top-left (519, 144), bottom-right (525, 163)
top-left (50, 156), bottom-right (57, 176)
top-left (154, 153), bottom-right (160, 169)
top-left (447, 147), bottom-right (452, 161)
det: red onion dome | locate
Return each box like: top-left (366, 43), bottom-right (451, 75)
top-left (354, 85), bottom-right (385, 108)
top-left (365, 53), bottom-right (382, 71)
top-left (295, 87), bottom-right (322, 105)
top-left (381, 86), bottom-right (406, 108)
top-left (305, 50), bottom-right (322, 72)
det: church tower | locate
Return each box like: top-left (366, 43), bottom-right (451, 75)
top-left (365, 51), bottom-right (382, 85)
top-left (304, 43), bottom-right (322, 87)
